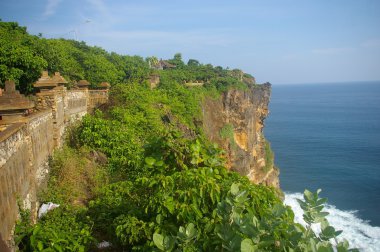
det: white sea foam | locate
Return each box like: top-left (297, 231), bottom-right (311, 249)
top-left (284, 192), bottom-right (380, 252)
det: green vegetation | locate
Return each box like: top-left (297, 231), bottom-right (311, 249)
top-left (264, 140), bottom-right (274, 173)
top-left (220, 123), bottom-right (234, 139)
top-left (0, 21), bottom-right (252, 94)
top-left (0, 22), bottom-right (47, 93)
top-left (1, 20), bottom-right (358, 251)
top-left (153, 187), bottom-right (357, 252)
top-left (38, 146), bottom-right (108, 205)
top-left (220, 123), bottom-right (237, 149)
top-left (15, 206), bottom-right (94, 251)
top-left (0, 21), bottom-right (149, 93)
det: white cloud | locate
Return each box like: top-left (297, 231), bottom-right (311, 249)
top-left (43, 0), bottom-right (62, 17)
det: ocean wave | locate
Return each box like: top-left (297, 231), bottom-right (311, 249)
top-left (284, 192), bottom-right (380, 252)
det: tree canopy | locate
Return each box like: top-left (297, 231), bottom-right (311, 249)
top-left (0, 21), bottom-right (150, 93)
top-left (0, 21), bottom-right (257, 95)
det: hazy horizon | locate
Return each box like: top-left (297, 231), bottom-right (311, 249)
top-left (1, 0), bottom-right (379, 84)
top-left (271, 80), bottom-right (380, 85)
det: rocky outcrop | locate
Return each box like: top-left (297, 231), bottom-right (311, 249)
top-left (202, 83), bottom-right (279, 187)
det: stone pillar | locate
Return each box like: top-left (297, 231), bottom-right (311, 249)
top-left (33, 71), bottom-right (67, 147)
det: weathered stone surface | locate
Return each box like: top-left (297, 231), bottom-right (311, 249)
top-left (0, 123), bottom-right (29, 241)
top-left (0, 81), bottom-right (34, 124)
top-left (0, 82), bottom-right (110, 246)
top-left (98, 82), bottom-right (111, 89)
top-left (148, 74), bottom-right (160, 89)
top-left (33, 71), bottom-right (58, 89)
top-left (202, 83), bottom-right (279, 187)
top-left (184, 81), bottom-right (204, 87)
top-left (88, 90), bottom-right (109, 113)
top-left (77, 79), bottom-right (90, 88)
top-left (51, 72), bottom-right (68, 85)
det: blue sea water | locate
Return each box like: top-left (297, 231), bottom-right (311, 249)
top-left (265, 81), bottom-right (380, 251)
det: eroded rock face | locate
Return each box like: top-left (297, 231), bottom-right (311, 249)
top-left (202, 83), bottom-right (279, 188)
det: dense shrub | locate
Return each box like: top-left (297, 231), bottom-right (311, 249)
top-left (87, 134), bottom-right (282, 250)
top-left (15, 206), bottom-right (95, 251)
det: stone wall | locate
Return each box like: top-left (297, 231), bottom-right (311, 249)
top-left (27, 111), bottom-right (55, 187)
top-left (0, 123), bottom-right (33, 241)
top-left (0, 87), bottom-right (109, 244)
top-left (88, 90), bottom-right (109, 113)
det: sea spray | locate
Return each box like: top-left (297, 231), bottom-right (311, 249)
top-left (284, 192), bottom-right (380, 252)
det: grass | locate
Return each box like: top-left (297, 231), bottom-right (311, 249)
top-left (38, 146), bottom-right (108, 205)
top-left (219, 123), bottom-right (237, 149)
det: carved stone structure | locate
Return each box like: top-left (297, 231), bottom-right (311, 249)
top-left (184, 81), bottom-right (204, 87)
top-left (98, 82), bottom-right (111, 89)
top-left (77, 79), bottom-right (90, 89)
top-left (0, 81), bottom-right (34, 124)
top-left (51, 72), bottom-right (68, 86)
top-left (151, 59), bottom-right (176, 70)
top-left (34, 71), bottom-right (69, 96)
top-left (0, 72), bottom-right (110, 248)
top-left (148, 74), bottom-right (160, 89)
top-left (33, 71), bottom-right (58, 90)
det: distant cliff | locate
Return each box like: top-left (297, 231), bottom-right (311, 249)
top-left (202, 83), bottom-right (279, 187)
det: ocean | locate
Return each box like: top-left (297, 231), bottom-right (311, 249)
top-left (264, 81), bottom-right (380, 251)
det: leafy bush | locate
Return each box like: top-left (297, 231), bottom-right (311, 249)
top-left (77, 82), bottom-right (207, 178)
top-left (264, 140), bottom-right (274, 173)
top-left (87, 134), bottom-right (281, 250)
top-left (153, 187), bottom-right (359, 252)
top-left (15, 206), bottom-right (95, 252)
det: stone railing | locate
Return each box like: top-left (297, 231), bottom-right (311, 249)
top-left (0, 74), bottom-right (110, 246)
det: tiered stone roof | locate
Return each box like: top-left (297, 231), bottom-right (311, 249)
top-left (0, 80), bottom-right (34, 111)
top-left (77, 80), bottom-right (90, 88)
top-left (33, 71), bottom-right (58, 89)
top-left (52, 72), bottom-right (68, 85)
top-left (33, 71), bottom-right (68, 90)
top-left (98, 82), bottom-right (111, 88)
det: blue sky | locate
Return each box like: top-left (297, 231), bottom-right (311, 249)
top-left (1, 0), bottom-right (379, 84)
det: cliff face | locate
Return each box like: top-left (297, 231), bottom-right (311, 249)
top-left (202, 83), bottom-right (279, 187)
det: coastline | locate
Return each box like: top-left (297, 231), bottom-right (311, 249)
top-left (284, 192), bottom-right (380, 252)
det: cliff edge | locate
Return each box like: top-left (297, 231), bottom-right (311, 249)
top-left (202, 83), bottom-right (279, 187)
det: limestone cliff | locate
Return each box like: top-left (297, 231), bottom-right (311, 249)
top-left (202, 83), bottom-right (279, 187)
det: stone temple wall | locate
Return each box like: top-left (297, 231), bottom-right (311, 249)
top-left (0, 123), bottom-right (30, 240)
top-left (88, 89), bottom-right (109, 113)
top-left (0, 86), bottom-right (109, 245)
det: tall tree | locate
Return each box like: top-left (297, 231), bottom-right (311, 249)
top-left (0, 22), bottom-right (47, 93)
top-left (168, 53), bottom-right (185, 69)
